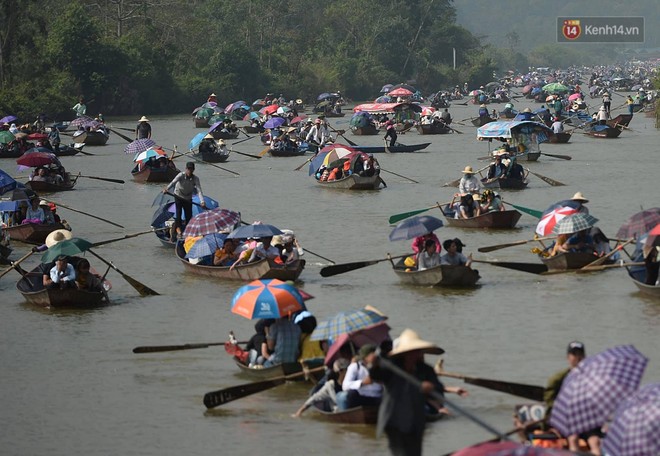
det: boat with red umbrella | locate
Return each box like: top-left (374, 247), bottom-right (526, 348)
top-left (17, 152), bottom-right (78, 192)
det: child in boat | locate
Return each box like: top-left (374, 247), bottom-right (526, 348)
top-left (75, 258), bottom-right (103, 291)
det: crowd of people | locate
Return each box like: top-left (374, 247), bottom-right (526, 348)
top-left (42, 255), bottom-right (104, 292)
top-left (315, 153), bottom-right (380, 182)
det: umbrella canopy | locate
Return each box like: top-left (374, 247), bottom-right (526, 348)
top-left (185, 233), bottom-right (227, 259)
top-left (27, 133), bottom-right (48, 140)
top-left (151, 194), bottom-right (220, 227)
top-left (535, 202), bottom-right (582, 236)
top-left (124, 138), bottom-right (157, 155)
top-left (289, 115), bottom-right (307, 125)
top-left (388, 87), bottom-right (413, 97)
top-left (0, 130), bottom-right (15, 144)
top-left (189, 132), bottom-right (206, 150)
top-left (195, 107), bottom-right (214, 119)
top-left (374, 95), bottom-right (392, 103)
top-left (545, 95), bottom-right (557, 102)
top-left (276, 106), bottom-right (291, 114)
top-left (317, 92), bottom-right (341, 101)
top-left (69, 115), bottom-right (94, 128)
top-left (551, 213), bottom-right (599, 235)
top-left (310, 308), bottom-right (387, 341)
top-left (226, 223), bottom-right (283, 240)
top-left (259, 105), bottom-right (279, 116)
top-left (469, 89), bottom-right (484, 96)
top-left (389, 215), bottom-right (444, 241)
top-left (601, 382), bottom-right (660, 456)
top-left (616, 208), bottom-right (660, 239)
top-left (224, 101), bottom-right (247, 114)
top-left (420, 106), bottom-right (436, 116)
top-left (1, 186), bottom-right (36, 202)
top-left (134, 147), bottom-right (166, 163)
top-left (308, 144), bottom-right (359, 176)
top-left (252, 99), bottom-right (265, 107)
top-left (208, 121), bottom-right (225, 133)
top-left (41, 237), bottom-right (93, 263)
top-left (231, 279), bottom-right (306, 320)
top-left (542, 83), bottom-right (569, 94)
top-left (568, 93), bottom-right (582, 101)
top-left (243, 111), bottom-right (261, 121)
top-left (16, 151), bottom-right (59, 168)
top-left (263, 117), bottom-right (286, 129)
top-left (182, 208), bottom-right (241, 237)
top-left (380, 84), bottom-right (393, 93)
top-left (324, 321), bottom-right (391, 365)
top-left (201, 102), bottom-right (217, 109)
top-left (550, 345), bottom-right (648, 436)
top-left (208, 114), bottom-right (228, 125)
top-left (0, 115), bottom-right (18, 124)
top-left (0, 169), bottom-right (19, 195)
top-left (390, 83), bottom-right (416, 92)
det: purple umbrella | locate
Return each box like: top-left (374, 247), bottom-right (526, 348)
top-left (124, 138), bottom-right (157, 155)
top-left (224, 101), bottom-right (248, 114)
top-left (602, 383), bottom-right (660, 456)
top-left (0, 115), bottom-right (18, 124)
top-left (550, 345), bottom-right (648, 436)
top-left (208, 121), bottom-right (226, 133)
top-left (263, 117), bottom-right (286, 129)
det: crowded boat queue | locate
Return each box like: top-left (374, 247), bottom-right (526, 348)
top-left (1, 62), bottom-right (659, 456)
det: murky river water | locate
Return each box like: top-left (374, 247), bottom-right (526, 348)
top-left (1, 96), bottom-right (658, 455)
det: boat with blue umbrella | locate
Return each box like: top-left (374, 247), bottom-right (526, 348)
top-left (477, 120), bottom-right (553, 162)
top-left (150, 193), bottom-right (220, 247)
top-left (349, 111), bottom-right (378, 136)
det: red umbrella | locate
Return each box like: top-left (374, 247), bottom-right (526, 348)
top-left (259, 105), bottom-right (279, 116)
top-left (290, 115), bottom-right (307, 125)
top-left (27, 133), bottom-right (48, 140)
top-left (16, 151), bottom-right (59, 168)
top-left (388, 87), bottom-right (413, 97)
top-left (324, 321), bottom-right (391, 365)
top-left (453, 442), bottom-right (575, 455)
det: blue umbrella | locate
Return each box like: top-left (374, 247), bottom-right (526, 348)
top-left (151, 194), bottom-right (220, 227)
top-left (185, 233), bottom-right (227, 259)
top-left (244, 112), bottom-right (260, 121)
top-left (226, 223), bottom-right (283, 240)
top-left (263, 117), bottom-right (286, 129)
top-left (0, 169), bottom-right (19, 195)
top-left (380, 84), bottom-right (393, 93)
top-left (375, 95), bottom-right (392, 103)
top-left (389, 216), bottom-right (444, 241)
top-left (188, 133), bottom-right (206, 150)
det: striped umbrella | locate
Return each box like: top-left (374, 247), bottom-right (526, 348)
top-left (616, 208), bottom-right (660, 239)
top-left (69, 115), bottom-right (94, 127)
top-left (182, 208), bottom-right (241, 237)
top-left (551, 213), bottom-right (598, 235)
top-left (231, 279), bottom-right (306, 320)
top-left (124, 138), bottom-right (156, 155)
top-left (602, 383), bottom-right (660, 456)
top-left (550, 345), bottom-right (648, 436)
top-left (310, 308), bottom-right (387, 341)
top-left (535, 205), bottom-right (580, 236)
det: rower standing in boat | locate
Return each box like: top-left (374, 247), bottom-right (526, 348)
top-left (162, 162), bottom-right (205, 241)
top-left (602, 91), bottom-right (611, 115)
top-left (72, 97), bottom-right (86, 117)
top-left (136, 116), bottom-right (152, 139)
top-left (306, 118), bottom-right (331, 147)
top-left (384, 120), bottom-right (397, 147)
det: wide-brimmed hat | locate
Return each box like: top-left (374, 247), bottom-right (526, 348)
top-left (217, 139), bottom-right (225, 145)
top-left (296, 98), bottom-right (303, 104)
top-left (209, 93), bottom-right (217, 97)
top-left (462, 166), bottom-right (474, 174)
top-left (203, 133), bottom-right (213, 139)
top-left (571, 192), bottom-right (589, 203)
top-left (479, 104), bottom-right (486, 108)
top-left (46, 229), bottom-right (73, 248)
top-left (389, 329), bottom-right (444, 357)
top-left (138, 116), bottom-right (149, 122)
top-left (523, 107), bottom-right (532, 113)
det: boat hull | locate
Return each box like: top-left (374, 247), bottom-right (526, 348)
top-left (316, 174), bottom-right (382, 190)
top-left (541, 252), bottom-right (609, 271)
top-left (548, 132), bottom-right (572, 143)
top-left (72, 130), bottom-right (109, 146)
top-left (444, 210), bottom-right (522, 229)
top-left (194, 117), bottom-right (210, 128)
top-left (416, 124), bottom-right (451, 135)
top-left (242, 126), bottom-right (264, 134)
top-left (235, 359), bottom-right (323, 380)
top-left (211, 130), bottom-right (240, 140)
top-left (25, 173), bottom-right (77, 193)
top-left (132, 163), bottom-right (180, 183)
top-left (269, 147), bottom-right (305, 157)
top-left (350, 125), bottom-right (379, 135)
top-left (353, 143), bottom-right (431, 154)
top-left (481, 178), bottom-right (528, 190)
top-left (312, 404), bottom-right (378, 424)
top-left (195, 151), bottom-right (229, 163)
top-left (392, 263), bottom-right (480, 287)
top-left (3, 223), bottom-right (66, 244)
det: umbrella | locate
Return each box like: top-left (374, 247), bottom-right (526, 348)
top-left (195, 107), bottom-right (214, 118)
top-left (388, 87), bottom-right (413, 97)
top-left (0, 130), bottom-right (15, 144)
top-left (420, 107), bottom-right (436, 116)
top-left (390, 83), bottom-right (416, 92)
top-left (374, 95), bottom-right (392, 103)
top-left (259, 105), bottom-right (279, 116)
top-left (0, 115), bottom-right (18, 124)
top-left (224, 101), bottom-right (247, 114)
top-left (188, 132), bottom-right (206, 150)
top-left (535, 201), bottom-right (582, 236)
top-left (542, 83), bottom-right (569, 94)
top-left (133, 147), bottom-right (166, 163)
top-left (185, 233), bottom-right (227, 259)
top-left (389, 215), bottom-right (444, 241)
top-left (568, 93), bottom-right (582, 101)
top-left (243, 112), bottom-right (261, 121)
top-left (616, 208), bottom-right (660, 239)
top-left (455, 443), bottom-right (574, 456)
top-left (289, 115), bottom-right (307, 125)
top-left (549, 345), bottom-right (648, 436)
top-left (41, 237), bottom-right (93, 263)
top-left (24, 147), bottom-right (53, 155)
top-left (601, 382), bottom-right (660, 456)
top-left (0, 169), bottom-right (19, 195)
top-left (27, 133), bottom-right (48, 140)
top-left (551, 213), bottom-right (599, 235)
top-left (380, 84), bottom-right (393, 93)
top-left (124, 138), bottom-right (157, 155)
top-left (69, 115), bottom-right (94, 128)
top-left (16, 151), bottom-right (59, 168)
top-left (276, 106), bottom-right (291, 114)
top-left (310, 308), bottom-right (387, 341)
top-left (201, 102), bottom-right (217, 109)
top-left (231, 279), bottom-right (306, 320)
top-left (324, 321), bottom-right (391, 365)
top-left (151, 194), bottom-right (220, 227)
top-left (182, 208), bottom-right (241, 237)
top-left (469, 89), bottom-right (484, 96)
top-left (252, 99), bottom-right (265, 107)
top-left (208, 121), bottom-right (225, 133)
top-left (263, 117), bottom-right (286, 129)
top-left (1, 186), bottom-right (36, 201)
top-left (208, 114), bottom-right (227, 125)
top-left (308, 144), bottom-right (360, 176)
top-left (226, 223), bottom-right (283, 240)
top-left (545, 95), bottom-right (557, 102)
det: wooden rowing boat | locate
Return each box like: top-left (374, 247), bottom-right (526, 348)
top-left (242, 126), bottom-right (264, 134)
top-left (234, 358), bottom-right (324, 380)
top-left (628, 270), bottom-right (660, 298)
top-left (607, 114), bottom-right (632, 128)
top-left (548, 131), bottom-right (572, 143)
top-left (194, 149), bottom-right (229, 163)
top-left (391, 261), bottom-right (480, 287)
top-left (2, 222), bottom-right (66, 245)
top-left (584, 125), bottom-right (623, 138)
top-left (194, 116), bottom-right (210, 128)
top-left (175, 242), bottom-right (304, 281)
top-left (352, 143), bottom-right (431, 154)
top-left (350, 125), bottom-right (379, 135)
top-left (72, 130), bottom-right (109, 146)
top-left (131, 162), bottom-right (180, 183)
top-left (472, 117), bottom-right (495, 127)
top-left (312, 404), bottom-right (378, 424)
top-left (316, 174), bottom-right (383, 190)
top-left (26, 172), bottom-right (78, 193)
top-left (416, 123), bottom-right (451, 135)
top-left (269, 145), bottom-right (305, 157)
top-left (540, 252), bottom-right (611, 271)
top-left (211, 130), bottom-right (240, 140)
top-left (444, 210), bottom-right (522, 229)
top-left (481, 177), bottom-right (528, 190)
top-left (16, 261), bottom-right (111, 308)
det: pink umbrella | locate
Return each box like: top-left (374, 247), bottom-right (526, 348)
top-left (388, 87), bottom-right (413, 97)
top-left (290, 115), bottom-right (307, 125)
top-left (568, 93), bottom-right (582, 101)
top-left (421, 106), bottom-right (436, 116)
top-left (324, 321), bottom-right (391, 365)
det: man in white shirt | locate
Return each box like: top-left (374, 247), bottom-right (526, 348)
top-left (249, 236), bottom-right (280, 262)
top-left (551, 117), bottom-right (564, 133)
top-left (336, 344), bottom-right (382, 410)
top-left (43, 255), bottom-right (76, 289)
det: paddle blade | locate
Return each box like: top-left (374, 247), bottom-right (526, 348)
top-left (503, 202), bottom-right (543, 219)
top-left (442, 178), bottom-right (461, 188)
top-left (481, 260), bottom-right (548, 275)
top-left (389, 207), bottom-right (434, 224)
top-left (477, 240), bottom-right (530, 253)
top-left (527, 170), bottom-right (565, 187)
top-left (122, 272), bottom-right (160, 296)
top-left (204, 378), bottom-right (286, 408)
top-left (462, 377), bottom-right (544, 401)
top-left (320, 260), bottom-right (380, 277)
top-left (258, 145), bottom-right (270, 157)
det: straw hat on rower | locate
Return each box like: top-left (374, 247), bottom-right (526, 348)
top-left (571, 192), bottom-right (589, 203)
top-left (45, 229), bottom-right (73, 248)
top-left (138, 116), bottom-right (150, 122)
top-left (462, 166), bottom-right (474, 174)
top-left (203, 133), bottom-right (214, 139)
top-left (389, 329), bottom-right (444, 357)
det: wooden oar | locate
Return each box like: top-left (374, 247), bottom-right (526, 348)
top-left (294, 155), bottom-right (315, 171)
top-left (575, 261), bottom-right (644, 273)
top-left (186, 153), bottom-right (240, 176)
top-left (380, 168), bottom-right (418, 184)
top-left (300, 248), bottom-right (335, 264)
top-left (471, 259), bottom-right (549, 275)
top-left (447, 125), bottom-right (463, 134)
top-left (577, 239), bottom-right (634, 271)
top-left (0, 250), bottom-right (34, 280)
top-left (133, 341), bottom-right (246, 354)
top-left (107, 126), bottom-right (133, 142)
top-left (40, 197), bottom-right (124, 229)
top-left (203, 365), bottom-right (326, 409)
top-left (540, 152), bottom-right (572, 161)
top-left (91, 228), bottom-right (168, 248)
top-left (435, 365), bottom-right (544, 401)
top-left (229, 148), bottom-right (261, 160)
top-left (477, 236), bottom-right (554, 253)
top-left (113, 126), bottom-right (135, 132)
top-left (525, 169), bottom-right (565, 187)
top-left (230, 135), bottom-right (256, 146)
top-left (77, 175), bottom-right (125, 184)
top-left (389, 202), bottom-right (450, 224)
top-left (502, 201), bottom-right (542, 219)
top-left (87, 249), bottom-right (159, 296)
top-left (328, 125), bottom-right (357, 146)
top-left (319, 253), bottom-right (409, 277)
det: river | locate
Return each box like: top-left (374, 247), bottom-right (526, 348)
top-left (1, 97), bottom-right (658, 455)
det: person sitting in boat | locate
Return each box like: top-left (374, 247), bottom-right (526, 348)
top-left (293, 358), bottom-right (350, 417)
top-left (412, 232), bottom-right (441, 255)
top-left (596, 105), bottom-right (608, 125)
top-left (359, 154), bottom-right (380, 177)
top-left (504, 157), bottom-right (524, 181)
top-left (441, 239), bottom-right (472, 267)
top-left (416, 239), bottom-right (441, 271)
top-left (337, 344), bottom-right (382, 410)
top-left (248, 236), bottom-right (280, 263)
top-left (480, 189), bottom-right (504, 213)
top-left (486, 154), bottom-right (508, 180)
top-left (263, 315), bottom-right (302, 368)
top-left (216, 139), bottom-right (229, 157)
top-left (75, 258), bottom-right (103, 292)
top-left (298, 119), bottom-right (313, 141)
top-left (212, 238), bottom-right (240, 266)
top-left (43, 255), bottom-right (76, 289)
top-left (564, 229), bottom-right (595, 254)
top-left (456, 194), bottom-right (481, 220)
top-left (31, 167), bottom-right (54, 184)
top-left (643, 247), bottom-right (659, 286)
top-left (553, 97), bottom-right (563, 117)
top-left (458, 166), bottom-right (482, 195)
top-left (551, 117), bottom-right (564, 134)
top-left (24, 197), bottom-right (46, 224)
top-left (547, 233), bottom-right (570, 257)
top-left (478, 104), bottom-right (489, 120)
top-left (440, 108), bottom-right (452, 125)
top-left (518, 107), bottom-right (534, 121)
top-left (327, 166), bottom-right (344, 181)
top-left (420, 114), bottom-right (432, 126)
top-left (47, 127), bottom-right (61, 153)
top-left (590, 228), bottom-right (619, 260)
top-left (199, 134), bottom-right (217, 155)
top-left (246, 319), bottom-right (275, 367)
top-left (502, 103), bottom-right (515, 118)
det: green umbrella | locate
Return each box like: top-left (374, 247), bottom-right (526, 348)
top-left (208, 114), bottom-right (228, 125)
top-left (0, 130), bottom-right (15, 144)
top-left (41, 238), bottom-right (93, 263)
top-left (542, 83), bottom-right (569, 94)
